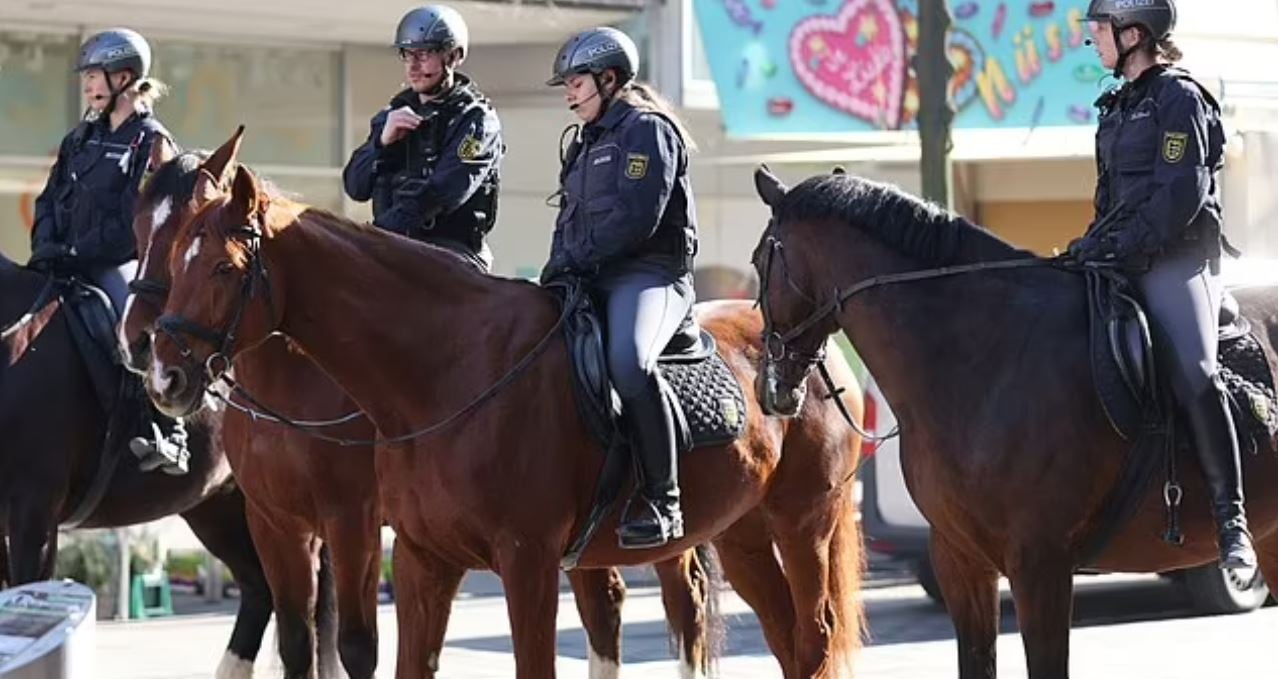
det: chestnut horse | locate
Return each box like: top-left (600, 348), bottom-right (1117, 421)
top-left (124, 137), bottom-right (811, 678)
top-left (144, 131), bottom-right (864, 678)
top-left (749, 167), bottom-right (1278, 678)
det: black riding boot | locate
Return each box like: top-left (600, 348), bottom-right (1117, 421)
top-left (617, 383), bottom-right (684, 549)
top-left (1184, 384), bottom-right (1256, 569)
top-left (130, 407), bottom-right (190, 476)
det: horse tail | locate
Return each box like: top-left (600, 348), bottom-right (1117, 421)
top-left (314, 543), bottom-right (340, 679)
top-left (827, 489), bottom-right (866, 675)
top-left (697, 542), bottom-right (726, 678)
top-left (819, 339), bottom-right (867, 674)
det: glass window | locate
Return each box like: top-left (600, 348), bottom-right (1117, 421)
top-left (687, 13), bottom-right (713, 83)
top-left (0, 31), bottom-right (75, 156)
top-left (150, 42), bottom-right (341, 166)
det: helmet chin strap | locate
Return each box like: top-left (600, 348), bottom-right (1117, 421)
top-left (1110, 21), bottom-right (1149, 80)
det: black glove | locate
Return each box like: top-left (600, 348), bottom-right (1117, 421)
top-left (1065, 236), bottom-right (1112, 262)
top-left (539, 262), bottom-right (575, 287)
top-left (28, 242), bottom-right (75, 272)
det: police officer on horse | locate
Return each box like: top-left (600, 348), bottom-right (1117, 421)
top-left (343, 5), bottom-right (504, 271)
top-left (1070, 0), bottom-right (1255, 569)
top-left (541, 28), bottom-right (700, 549)
top-left (28, 28), bottom-right (189, 475)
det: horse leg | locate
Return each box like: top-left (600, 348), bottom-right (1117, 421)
top-left (179, 490), bottom-right (275, 679)
top-left (314, 545), bottom-right (340, 679)
top-left (769, 490), bottom-right (864, 679)
top-left (7, 500), bottom-right (57, 584)
top-left (1005, 543), bottom-right (1073, 679)
top-left (654, 550), bottom-right (711, 679)
top-left (320, 511), bottom-right (381, 679)
top-left (566, 567), bottom-right (625, 678)
top-left (497, 541), bottom-right (562, 679)
top-left (930, 532), bottom-right (1001, 679)
top-left (241, 504), bottom-right (322, 679)
top-left (392, 539), bottom-right (464, 678)
top-left (713, 512), bottom-right (797, 677)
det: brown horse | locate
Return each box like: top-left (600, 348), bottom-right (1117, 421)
top-left (124, 136), bottom-right (796, 678)
top-left (749, 166), bottom-right (1278, 679)
top-left (143, 130), bottom-right (864, 679)
top-left (120, 142), bottom-right (378, 679)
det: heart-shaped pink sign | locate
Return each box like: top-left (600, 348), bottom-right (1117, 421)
top-left (790, 0), bottom-right (907, 129)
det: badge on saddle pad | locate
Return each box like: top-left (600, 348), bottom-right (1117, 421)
top-left (625, 153), bottom-right (648, 180)
top-left (457, 135), bottom-right (483, 161)
top-left (1162, 132), bottom-right (1188, 163)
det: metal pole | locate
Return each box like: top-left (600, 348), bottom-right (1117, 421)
top-left (114, 528), bottom-right (130, 620)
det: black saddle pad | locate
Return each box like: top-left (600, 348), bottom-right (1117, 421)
top-left (556, 282), bottom-right (747, 452)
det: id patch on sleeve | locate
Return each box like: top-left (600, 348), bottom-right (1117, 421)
top-left (457, 135), bottom-right (484, 161)
top-left (625, 153), bottom-right (649, 180)
top-left (1162, 132), bottom-right (1188, 163)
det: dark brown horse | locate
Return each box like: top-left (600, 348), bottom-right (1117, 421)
top-left (0, 251), bottom-right (275, 678)
top-left (750, 166), bottom-right (1278, 679)
top-left (144, 130), bottom-right (865, 679)
top-left (124, 135), bottom-right (809, 678)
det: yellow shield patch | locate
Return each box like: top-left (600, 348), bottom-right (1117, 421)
top-left (457, 135), bottom-right (483, 161)
top-left (1162, 132), bottom-right (1188, 164)
top-left (625, 153), bottom-right (649, 180)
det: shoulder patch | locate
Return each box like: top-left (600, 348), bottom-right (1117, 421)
top-left (1163, 131), bottom-right (1188, 164)
top-left (458, 134), bottom-right (484, 161)
top-left (625, 153), bottom-right (649, 180)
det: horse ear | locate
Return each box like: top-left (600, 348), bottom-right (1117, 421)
top-left (831, 165), bottom-right (847, 175)
top-left (192, 169), bottom-right (222, 208)
top-left (229, 164), bottom-right (264, 221)
top-left (202, 125), bottom-right (246, 188)
top-left (754, 164), bottom-right (788, 208)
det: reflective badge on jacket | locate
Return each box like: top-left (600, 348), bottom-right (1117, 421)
top-left (458, 134), bottom-right (483, 161)
top-left (625, 153), bottom-right (648, 180)
top-left (1163, 132), bottom-right (1188, 163)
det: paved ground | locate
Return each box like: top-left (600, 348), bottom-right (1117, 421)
top-left (97, 570), bottom-right (1278, 678)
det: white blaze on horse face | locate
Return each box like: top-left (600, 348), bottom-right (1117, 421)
top-left (587, 647), bottom-right (619, 679)
top-left (150, 351), bottom-right (173, 396)
top-left (183, 235), bottom-right (203, 272)
top-left (119, 196), bottom-right (173, 362)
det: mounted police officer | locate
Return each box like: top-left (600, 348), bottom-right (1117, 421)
top-left (541, 27), bottom-right (699, 549)
top-left (28, 28), bottom-right (189, 475)
top-left (1069, 0), bottom-right (1254, 569)
top-left (343, 5), bottom-right (504, 271)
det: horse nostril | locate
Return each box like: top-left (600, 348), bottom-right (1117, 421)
top-left (165, 367), bottom-right (188, 396)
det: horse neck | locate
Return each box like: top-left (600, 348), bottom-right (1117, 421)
top-left (265, 215), bottom-right (552, 430)
top-left (801, 220), bottom-right (1059, 416)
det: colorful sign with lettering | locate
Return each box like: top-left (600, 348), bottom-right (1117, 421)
top-left (693, 0), bottom-right (1108, 136)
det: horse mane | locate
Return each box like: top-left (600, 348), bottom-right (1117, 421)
top-left (775, 174), bottom-right (1025, 266)
top-left (139, 150), bottom-right (209, 207)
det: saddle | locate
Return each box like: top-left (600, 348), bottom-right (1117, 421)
top-left (547, 279), bottom-right (748, 568)
top-left (1081, 268), bottom-right (1278, 563)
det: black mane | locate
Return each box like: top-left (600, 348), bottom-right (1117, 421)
top-left (139, 150), bottom-right (209, 207)
top-left (775, 174), bottom-right (1021, 265)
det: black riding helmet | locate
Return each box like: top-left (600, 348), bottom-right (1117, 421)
top-left (546, 27), bottom-right (639, 88)
top-left (1086, 0), bottom-right (1176, 77)
top-left (75, 28), bottom-right (152, 116)
top-left (394, 5), bottom-right (470, 58)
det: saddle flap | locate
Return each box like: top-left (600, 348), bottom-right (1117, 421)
top-left (63, 279), bottom-right (124, 412)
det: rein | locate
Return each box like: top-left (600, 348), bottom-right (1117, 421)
top-left (157, 224), bottom-right (576, 447)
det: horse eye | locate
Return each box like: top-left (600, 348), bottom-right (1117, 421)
top-left (214, 261), bottom-right (235, 275)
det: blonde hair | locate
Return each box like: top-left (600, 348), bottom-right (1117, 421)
top-left (1155, 36), bottom-right (1183, 62)
top-left (615, 81), bottom-right (698, 152)
top-left (128, 77), bottom-right (169, 111)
